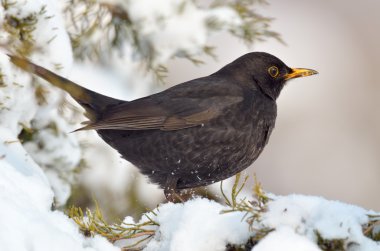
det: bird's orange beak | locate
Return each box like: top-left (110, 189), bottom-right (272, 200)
top-left (284, 68), bottom-right (318, 80)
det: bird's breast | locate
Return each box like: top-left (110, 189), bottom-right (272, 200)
top-left (96, 94), bottom-right (277, 189)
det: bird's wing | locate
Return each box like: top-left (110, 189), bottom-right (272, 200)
top-left (81, 83), bottom-right (243, 131)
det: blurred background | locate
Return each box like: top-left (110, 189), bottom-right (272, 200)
top-left (167, 0), bottom-right (380, 211)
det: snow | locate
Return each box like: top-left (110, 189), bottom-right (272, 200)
top-left (143, 199), bottom-right (251, 251)
top-left (0, 0), bottom-right (81, 207)
top-left (0, 129), bottom-right (51, 206)
top-left (258, 195), bottom-right (380, 250)
top-left (0, 53), bottom-right (37, 135)
top-left (114, 196), bottom-right (380, 251)
top-left (0, 129), bottom-right (118, 251)
top-left (252, 226), bottom-right (321, 251)
top-left (0, 0), bottom-right (118, 250)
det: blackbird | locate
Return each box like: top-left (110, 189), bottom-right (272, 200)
top-left (9, 52), bottom-right (317, 201)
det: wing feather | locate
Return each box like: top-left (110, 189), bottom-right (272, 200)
top-left (79, 82), bottom-right (243, 131)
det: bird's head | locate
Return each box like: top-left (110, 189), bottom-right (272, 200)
top-left (218, 52), bottom-right (318, 100)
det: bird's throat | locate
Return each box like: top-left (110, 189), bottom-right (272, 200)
top-left (252, 76), bottom-right (278, 101)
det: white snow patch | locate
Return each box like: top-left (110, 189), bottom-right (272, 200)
top-left (0, 129), bottom-right (118, 251)
top-left (113, 195), bottom-right (380, 251)
top-left (142, 198), bottom-right (251, 251)
top-left (253, 226), bottom-right (321, 251)
top-left (260, 194), bottom-right (380, 251)
top-left (0, 0), bottom-right (80, 206)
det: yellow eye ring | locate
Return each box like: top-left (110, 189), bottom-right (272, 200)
top-left (268, 66), bottom-right (279, 78)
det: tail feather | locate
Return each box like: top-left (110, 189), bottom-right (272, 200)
top-left (8, 55), bottom-right (122, 121)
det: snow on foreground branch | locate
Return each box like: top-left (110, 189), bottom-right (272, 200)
top-left (0, 129), bottom-right (118, 251)
top-left (68, 176), bottom-right (380, 251)
top-left (1, 154), bottom-right (379, 251)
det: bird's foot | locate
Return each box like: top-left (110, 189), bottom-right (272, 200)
top-left (164, 188), bottom-right (185, 203)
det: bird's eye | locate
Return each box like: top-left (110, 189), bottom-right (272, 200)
top-left (268, 66), bottom-right (279, 78)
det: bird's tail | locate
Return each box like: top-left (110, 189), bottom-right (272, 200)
top-left (8, 55), bottom-right (122, 121)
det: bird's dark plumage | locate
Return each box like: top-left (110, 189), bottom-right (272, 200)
top-left (9, 52), bottom-right (317, 201)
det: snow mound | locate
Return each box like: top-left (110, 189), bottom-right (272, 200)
top-left (257, 195), bottom-right (380, 251)
top-left (143, 199), bottom-right (251, 251)
top-left (253, 226), bottom-right (321, 251)
top-left (112, 195), bottom-right (379, 251)
top-left (0, 129), bottom-right (118, 251)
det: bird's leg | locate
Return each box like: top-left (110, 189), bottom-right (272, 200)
top-left (164, 177), bottom-right (184, 203)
